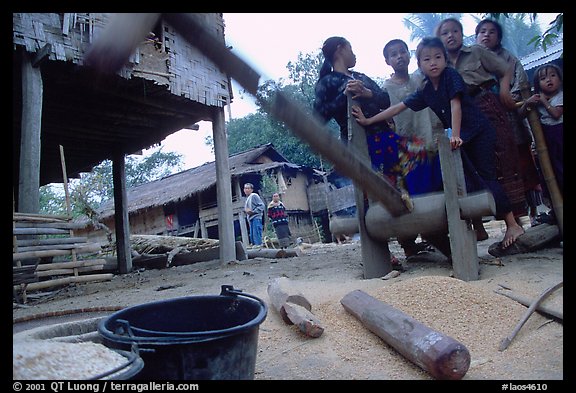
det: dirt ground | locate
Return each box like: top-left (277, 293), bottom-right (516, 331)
top-left (13, 219), bottom-right (564, 382)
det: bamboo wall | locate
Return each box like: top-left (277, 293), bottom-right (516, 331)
top-left (12, 13), bottom-right (231, 108)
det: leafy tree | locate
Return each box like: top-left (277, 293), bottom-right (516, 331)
top-left (486, 13), bottom-right (562, 52)
top-left (225, 50), bottom-right (336, 169)
top-left (39, 149), bottom-right (183, 218)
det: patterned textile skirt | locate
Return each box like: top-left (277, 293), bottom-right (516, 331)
top-left (274, 223), bottom-right (292, 248)
top-left (506, 110), bottom-right (542, 192)
top-left (474, 92), bottom-right (527, 217)
top-left (365, 130), bottom-right (443, 196)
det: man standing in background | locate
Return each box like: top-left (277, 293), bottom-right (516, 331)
top-left (244, 183), bottom-right (265, 247)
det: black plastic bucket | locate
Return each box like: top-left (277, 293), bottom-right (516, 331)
top-left (97, 285), bottom-right (267, 380)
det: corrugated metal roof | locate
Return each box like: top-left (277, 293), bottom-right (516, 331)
top-left (519, 40), bottom-right (563, 71)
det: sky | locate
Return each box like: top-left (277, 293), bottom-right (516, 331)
top-left (145, 13), bottom-right (559, 170)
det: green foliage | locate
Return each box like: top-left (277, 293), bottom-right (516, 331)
top-left (39, 185), bottom-right (68, 216)
top-left (226, 50), bottom-right (340, 170)
top-left (39, 149), bottom-right (184, 218)
top-left (487, 13), bottom-right (562, 52)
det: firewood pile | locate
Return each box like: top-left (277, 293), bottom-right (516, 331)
top-left (129, 234), bottom-right (220, 255)
top-left (13, 212), bottom-right (112, 303)
top-left (99, 234), bottom-right (223, 269)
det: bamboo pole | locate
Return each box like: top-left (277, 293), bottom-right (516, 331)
top-left (35, 259), bottom-right (107, 271)
top-left (60, 145), bottom-right (79, 276)
top-left (36, 265), bottom-right (105, 277)
top-left (13, 212), bottom-right (72, 222)
top-left (19, 274), bottom-right (113, 291)
top-left (12, 243), bottom-right (102, 261)
top-left (519, 83), bottom-right (563, 236)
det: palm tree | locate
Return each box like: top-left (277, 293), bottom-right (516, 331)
top-left (402, 13), bottom-right (463, 42)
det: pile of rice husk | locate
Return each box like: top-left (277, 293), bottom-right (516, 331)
top-left (255, 275), bottom-right (563, 380)
top-left (13, 340), bottom-right (129, 380)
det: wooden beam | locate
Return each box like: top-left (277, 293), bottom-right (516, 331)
top-left (212, 107), bottom-right (236, 264)
top-left (347, 96), bottom-right (394, 279)
top-left (32, 43), bottom-right (51, 67)
top-left (18, 50), bottom-right (42, 214)
top-left (112, 151), bottom-right (132, 274)
top-left (438, 135), bottom-right (479, 281)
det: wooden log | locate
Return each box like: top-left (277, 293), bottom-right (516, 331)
top-left (329, 216), bottom-right (358, 237)
top-left (267, 278), bottom-right (323, 338)
top-left (283, 302), bottom-right (324, 338)
top-left (247, 248), bottom-right (300, 259)
top-left (488, 223), bottom-right (560, 257)
top-left (341, 289), bottom-right (471, 380)
top-left (267, 277), bottom-right (312, 324)
top-left (365, 191), bottom-right (495, 241)
top-left (20, 274), bottom-right (114, 291)
top-left (268, 277), bottom-right (312, 316)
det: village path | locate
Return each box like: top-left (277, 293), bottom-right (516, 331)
top-left (13, 219), bottom-right (563, 382)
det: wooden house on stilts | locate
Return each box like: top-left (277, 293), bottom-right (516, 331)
top-left (13, 13), bottom-right (238, 278)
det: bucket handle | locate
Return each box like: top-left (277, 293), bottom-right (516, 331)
top-left (88, 347), bottom-right (142, 380)
top-left (220, 285), bottom-right (266, 306)
top-left (113, 319), bottom-right (137, 338)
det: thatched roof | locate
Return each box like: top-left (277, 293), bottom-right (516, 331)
top-left (96, 144), bottom-right (308, 219)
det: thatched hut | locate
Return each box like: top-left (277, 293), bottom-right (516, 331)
top-left (76, 144), bottom-right (330, 246)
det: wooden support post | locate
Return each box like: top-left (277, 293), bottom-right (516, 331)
top-left (112, 151), bottom-right (132, 274)
top-left (200, 219), bottom-right (207, 239)
top-left (212, 107), bottom-right (236, 264)
top-left (341, 289), bottom-right (470, 380)
top-left (18, 50), bottom-right (42, 214)
top-left (348, 97), bottom-right (394, 279)
top-left (438, 135), bottom-right (478, 281)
